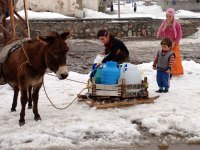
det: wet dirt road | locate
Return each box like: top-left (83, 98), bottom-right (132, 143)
top-left (67, 36), bottom-right (200, 74)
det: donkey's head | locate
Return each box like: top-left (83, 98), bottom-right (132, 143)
top-left (39, 32), bottom-right (70, 79)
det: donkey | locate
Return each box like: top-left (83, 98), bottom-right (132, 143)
top-left (2, 31), bottom-right (70, 126)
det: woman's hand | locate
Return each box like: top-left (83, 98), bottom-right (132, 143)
top-left (99, 51), bottom-right (105, 55)
top-left (165, 69), bottom-right (171, 74)
top-left (152, 66), bottom-right (157, 70)
top-left (163, 22), bottom-right (168, 31)
top-left (96, 62), bottom-right (102, 67)
top-left (172, 42), bottom-right (176, 49)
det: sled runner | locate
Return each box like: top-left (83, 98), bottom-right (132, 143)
top-left (78, 94), bottom-right (159, 109)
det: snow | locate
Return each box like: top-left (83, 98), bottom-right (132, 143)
top-left (83, 8), bottom-right (112, 19)
top-left (136, 61), bottom-right (200, 138)
top-left (7, 10), bottom-right (74, 20)
top-left (1, 58), bottom-right (200, 149)
top-left (176, 10), bottom-right (200, 18)
top-left (84, 2), bottom-right (165, 19)
top-left (10, 1), bottom-right (200, 20)
top-left (84, 1), bottom-right (200, 19)
top-left (1, 1), bottom-right (200, 149)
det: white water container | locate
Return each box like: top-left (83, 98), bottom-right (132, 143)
top-left (120, 63), bottom-right (131, 79)
top-left (120, 63), bottom-right (142, 92)
top-left (94, 54), bottom-right (105, 64)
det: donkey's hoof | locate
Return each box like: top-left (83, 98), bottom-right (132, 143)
top-left (19, 120), bottom-right (25, 126)
top-left (34, 115), bottom-right (41, 121)
top-left (28, 105), bottom-right (32, 109)
top-left (11, 108), bottom-right (16, 112)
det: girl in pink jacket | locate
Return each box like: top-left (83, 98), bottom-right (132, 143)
top-left (157, 8), bottom-right (184, 76)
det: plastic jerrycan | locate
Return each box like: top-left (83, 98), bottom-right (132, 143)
top-left (101, 61), bottom-right (120, 85)
top-left (120, 63), bottom-right (142, 92)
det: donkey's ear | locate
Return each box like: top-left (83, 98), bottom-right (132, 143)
top-left (38, 36), bottom-right (55, 44)
top-left (60, 32), bottom-right (70, 40)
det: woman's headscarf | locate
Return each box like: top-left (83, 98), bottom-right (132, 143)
top-left (157, 8), bottom-right (177, 38)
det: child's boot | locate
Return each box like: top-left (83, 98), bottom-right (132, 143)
top-left (163, 88), bottom-right (169, 93)
top-left (155, 87), bottom-right (163, 93)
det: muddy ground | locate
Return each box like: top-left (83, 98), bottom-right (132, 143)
top-left (67, 36), bottom-right (200, 74)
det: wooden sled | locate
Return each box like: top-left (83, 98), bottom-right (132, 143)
top-left (78, 77), bottom-right (159, 109)
top-left (77, 95), bottom-right (159, 109)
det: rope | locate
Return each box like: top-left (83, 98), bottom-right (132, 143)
top-left (42, 78), bottom-right (91, 110)
top-left (18, 44), bottom-right (31, 72)
top-left (22, 44), bottom-right (31, 64)
top-left (18, 60), bottom-right (29, 72)
top-left (47, 73), bottom-right (87, 84)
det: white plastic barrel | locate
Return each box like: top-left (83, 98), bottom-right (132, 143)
top-left (120, 63), bottom-right (142, 92)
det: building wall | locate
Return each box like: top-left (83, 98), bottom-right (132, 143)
top-left (15, 0), bottom-right (118, 16)
top-left (82, 0), bottom-right (99, 11)
top-left (16, 0), bottom-right (79, 16)
top-left (157, 0), bottom-right (200, 11)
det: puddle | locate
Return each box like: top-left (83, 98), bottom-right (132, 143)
top-left (137, 143), bottom-right (200, 150)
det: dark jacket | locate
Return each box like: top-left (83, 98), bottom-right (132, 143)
top-left (102, 36), bottom-right (129, 63)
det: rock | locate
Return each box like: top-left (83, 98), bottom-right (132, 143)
top-left (81, 65), bottom-right (88, 69)
top-left (122, 25), bottom-right (128, 31)
top-left (128, 30), bottom-right (133, 37)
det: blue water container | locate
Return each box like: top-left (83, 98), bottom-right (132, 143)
top-left (101, 61), bottom-right (120, 85)
top-left (94, 67), bottom-right (102, 84)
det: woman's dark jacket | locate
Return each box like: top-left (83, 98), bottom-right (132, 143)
top-left (102, 36), bottom-right (129, 63)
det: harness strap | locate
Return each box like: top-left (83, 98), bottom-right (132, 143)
top-left (22, 44), bottom-right (31, 65)
top-left (18, 44), bottom-right (31, 72)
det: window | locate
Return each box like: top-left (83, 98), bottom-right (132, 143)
top-left (172, 0), bottom-right (176, 5)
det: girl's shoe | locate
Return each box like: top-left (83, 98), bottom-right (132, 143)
top-left (170, 74), bottom-right (172, 79)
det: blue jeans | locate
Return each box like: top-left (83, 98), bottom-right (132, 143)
top-left (156, 70), bottom-right (170, 90)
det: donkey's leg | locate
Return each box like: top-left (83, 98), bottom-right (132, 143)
top-left (11, 86), bottom-right (19, 112)
top-left (28, 86), bottom-right (33, 109)
top-left (19, 89), bottom-right (28, 126)
top-left (32, 84), bottom-right (42, 121)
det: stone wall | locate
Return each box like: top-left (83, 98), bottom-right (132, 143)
top-left (1, 18), bottom-right (198, 47)
top-left (182, 18), bottom-right (200, 26)
top-left (27, 18), bottom-right (198, 39)
top-left (28, 18), bottom-right (161, 39)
